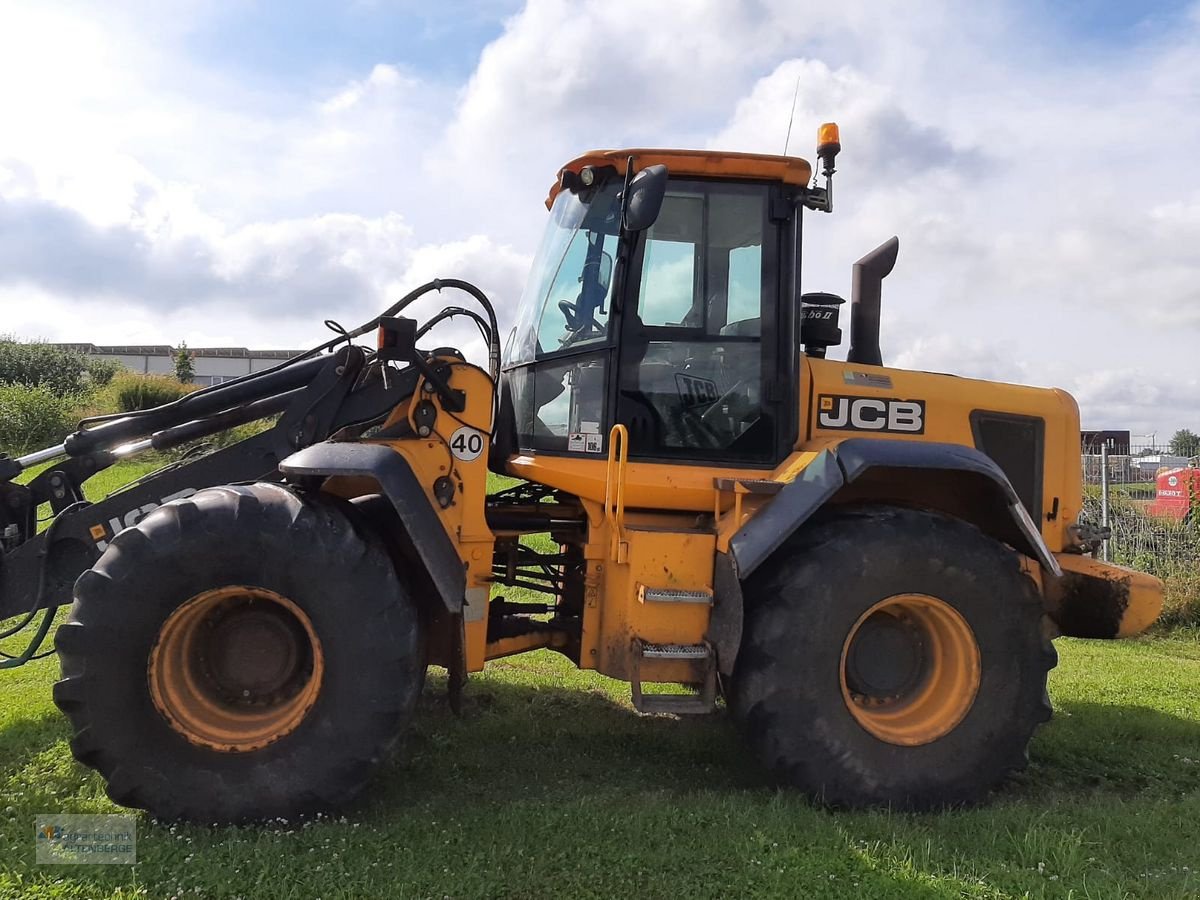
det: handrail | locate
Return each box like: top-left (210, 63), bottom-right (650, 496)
top-left (604, 424), bottom-right (629, 561)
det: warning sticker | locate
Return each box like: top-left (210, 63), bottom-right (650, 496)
top-left (568, 432), bottom-right (586, 452)
top-left (584, 433), bottom-right (603, 453)
top-left (580, 420), bottom-right (601, 434)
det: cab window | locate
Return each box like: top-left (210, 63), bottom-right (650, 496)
top-left (503, 181), bottom-right (620, 453)
top-left (506, 181), bottom-right (621, 366)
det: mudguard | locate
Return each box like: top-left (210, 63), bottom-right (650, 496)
top-left (729, 438), bottom-right (1061, 579)
top-left (279, 442), bottom-right (466, 613)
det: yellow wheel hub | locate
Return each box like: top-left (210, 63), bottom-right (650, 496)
top-left (839, 593), bottom-right (980, 746)
top-left (148, 586), bottom-right (324, 753)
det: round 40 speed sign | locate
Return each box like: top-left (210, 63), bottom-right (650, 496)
top-left (449, 426), bottom-right (485, 461)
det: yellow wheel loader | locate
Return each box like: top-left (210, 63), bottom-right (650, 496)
top-left (0, 125), bottom-right (1162, 821)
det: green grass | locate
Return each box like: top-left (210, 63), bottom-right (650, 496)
top-left (0, 640), bottom-right (1197, 899)
top-left (0, 464), bottom-right (1197, 898)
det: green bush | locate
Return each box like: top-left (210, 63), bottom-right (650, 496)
top-left (85, 357), bottom-right (121, 388)
top-left (110, 372), bottom-right (195, 412)
top-left (0, 337), bottom-right (109, 397)
top-left (0, 384), bottom-right (78, 455)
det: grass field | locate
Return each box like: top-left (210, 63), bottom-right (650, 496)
top-left (1, 463), bottom-right (1198, 898)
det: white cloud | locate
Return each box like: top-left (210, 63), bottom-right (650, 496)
top-left (320, 63), bottom-right (414, 114)
top-left (1, 0), bottom-right (1199, 436)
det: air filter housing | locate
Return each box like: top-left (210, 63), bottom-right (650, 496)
top-left (800, 292), bottom-right (845, 358)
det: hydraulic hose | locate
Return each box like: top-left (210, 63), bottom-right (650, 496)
top-left (380, 278), bottom-right (500, 382)
top-left (0, 606), bottom-right (55, 668)
top-left (0, 499), bottom-right (86, 664)
top-left (442, 279), bottom-right (501, 383)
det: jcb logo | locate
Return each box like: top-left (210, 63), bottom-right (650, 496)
top-left (817, 394), bottom-right (925, 434)
top-left (675, 373), bottom-right (719, 408)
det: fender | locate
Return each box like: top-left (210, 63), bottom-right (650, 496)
top-left (279, 442), bottom-right (466, 613)
top-left (729, 438), bottom-right (1061, 579)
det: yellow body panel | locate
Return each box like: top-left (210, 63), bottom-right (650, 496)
top-left (330, 360), bottom-right (498, 674)
top-left (547, 148), bottom-right (812, 208)
top-left (505, 454), bottom-right (774, 513)
top-left (805, 357), bottom-right (1083, 553)
top-left (583, 512), bottom-right (715, 682)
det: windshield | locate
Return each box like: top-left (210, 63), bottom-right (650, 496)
top-left (505, 182), bottom-right (622, 366)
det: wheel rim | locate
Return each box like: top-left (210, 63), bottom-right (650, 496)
top-left (148, 586), bottom-right (324, 753)
top-left (839, 593), bottom-right (980, 746)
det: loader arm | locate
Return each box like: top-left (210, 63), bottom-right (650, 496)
top-left (0, 346), bottom-right (422, 624)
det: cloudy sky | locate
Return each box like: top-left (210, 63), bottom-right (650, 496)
top-left (1, 0), bottom-right (1198, 437)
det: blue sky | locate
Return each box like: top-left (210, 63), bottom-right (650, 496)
top-left (1, 0), bottom-right (1199, 434)
top-left (184, 1), bottom-right (520, 84)
top-left (184, 1), bottom-right (1193, 81)
top-left (1024, 0), bottom-right (1191, 43)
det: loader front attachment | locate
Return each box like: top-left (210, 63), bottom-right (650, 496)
top-left (1, 279), bottom-right (500, 666)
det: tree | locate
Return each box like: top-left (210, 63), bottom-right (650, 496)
top-left (1169, 428), bottom-right (1200, 458)
top-left (174, 342), bottom-right (195, 384)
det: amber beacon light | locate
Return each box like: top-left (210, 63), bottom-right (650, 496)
top-left (817, 122), bottom-right (841, 157)
top-left (805, 122), bottom-right (841, 213)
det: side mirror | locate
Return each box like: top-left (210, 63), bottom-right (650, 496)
top-left (621, 163), bottom-right (668, 232)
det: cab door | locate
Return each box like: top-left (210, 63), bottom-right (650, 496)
top-left (615, 179), bottom-right (786, 466)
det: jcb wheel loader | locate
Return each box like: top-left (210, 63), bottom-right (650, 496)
top-left (0, 125), bottom-right (1163, 821)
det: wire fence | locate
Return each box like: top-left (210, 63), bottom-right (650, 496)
top-left (1080, 443), bottom-right (1200, 628)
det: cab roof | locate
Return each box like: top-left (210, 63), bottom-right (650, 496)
top-left (546, 148), bottom-right (813, 208)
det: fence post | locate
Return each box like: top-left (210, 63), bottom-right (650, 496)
top-left (1100, 443), bottom-right (1110, 562)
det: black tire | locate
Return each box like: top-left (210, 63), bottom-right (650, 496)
top-left (53, 482), bottom-right (424, 823)
top-left (730, 504), bottom-right (1055, 810)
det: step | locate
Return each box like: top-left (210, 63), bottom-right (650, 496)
top-left (630, 640), bottom-right (717, 715)
top-left (638, 586), bottom-right (713, 605)
top-left (639, 642), bottom-right (711, 660)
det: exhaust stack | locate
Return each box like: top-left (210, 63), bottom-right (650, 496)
top-left (847, 236), bottom-right (899, 367)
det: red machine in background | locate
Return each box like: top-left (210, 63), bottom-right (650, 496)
top-left (1147, 467), bottom-right (1200, 520)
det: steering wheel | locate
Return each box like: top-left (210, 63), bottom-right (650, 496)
top-left (557, 295), bottom-right (604, 348)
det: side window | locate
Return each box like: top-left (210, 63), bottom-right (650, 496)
top-left (726, 245), bottom-right (762, 328)
top-left (638, 194), bottom-right (703, 326)
top-left (710, 189), bottom-right (766, 334)
top-left (638, 240), bottom-right (696, 326)
top-left (510, 353), bottom-right (608, 453)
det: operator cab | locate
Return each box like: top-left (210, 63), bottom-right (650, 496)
top-left (498, 147), bottom-right (827, 471)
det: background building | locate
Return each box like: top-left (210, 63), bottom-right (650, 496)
top-left (56, 344), bottom-right (303, 387)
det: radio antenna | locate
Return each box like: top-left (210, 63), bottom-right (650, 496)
top-left (782, 73), bottom-right (801, 155)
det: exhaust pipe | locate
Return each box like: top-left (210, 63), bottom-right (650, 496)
top-left (847, 236), bottom-right (899, 367)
